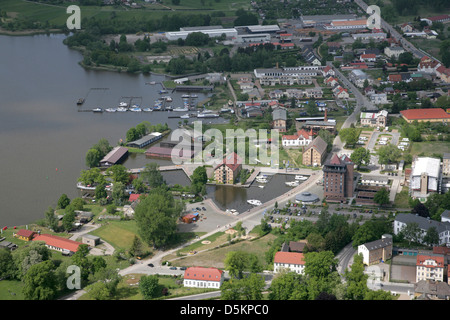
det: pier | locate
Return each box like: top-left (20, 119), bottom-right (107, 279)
top-left (172, 85), bottom-right (214, 92)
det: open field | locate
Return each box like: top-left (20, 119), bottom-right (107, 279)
top-left (410, 141), bottom-right (450, 158)
top-left (167, 233), bottom-right (277, 269)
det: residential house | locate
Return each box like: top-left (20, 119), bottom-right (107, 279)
top-left (334, 85), bottom-right (350, 99)
top-left (360, 110), bottom-right (388, 127)
top-left (282, 129), bottom-right (313, 147)
top-left (364, 86), bottom-right (376, 96)
top-left (349, 69), bottom-right (370, 88)
top-left (418, 56), bottom-right (441, 75)
top-left (302, 136), bottom-right (328, 166)
top-left (384, 45), bottom-right (405, 58)
top-left (357, 236), bottom-right (393, 265)
top-left (325, 76), bottom-right (339, 87)
top-left (369, 93), bottom-right (388, 105)
top-left (393, 213), bottom-right (450, 246)
top-left (272, 107), bottom-right (287, 132)
top-left (416, 254), bottom-right (445, 282)
top-left (214, 152), bottom-right (242, 184)
top-left (302, 48), bottom-right (321, 66)
top-left (15, 229), bottom-right (36, 242)
top-left (436, 65), bottom-right (450, 84)
top-left (400, 23), bottom-right (414, 33)
top-left (414, 280), bottom-right (450, 300)
top-left (388, 74), bottom-right (402, 83)
top-left (273, 251), bottom-right (306, 274)
top-left (360, 53), bottom-right (376, 63)
top-left (183, 267), bottom-right (224, 289)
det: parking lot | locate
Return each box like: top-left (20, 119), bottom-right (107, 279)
top-left (176, 200), bottom-right (237, 234)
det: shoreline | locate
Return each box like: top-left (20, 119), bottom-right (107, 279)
top-left (0, 28), bottom-right (64, 37)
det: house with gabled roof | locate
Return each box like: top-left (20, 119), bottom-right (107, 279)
top-left (282, 129), bottom-right (313, 147)
top-left (416, 254), bottom-right (445, 282)
top-left (32, 234), bottom-right (83, 254)
top-left (183, 267), bottom-right (224, 289)
top-left (302, 135), bottom-right (328, 166)
top-left (273, 251), bottom-right (305, 274)
top-left (357, 235), bottom-right (393, 265)
top-left (214, 152), bottom-right (242, 184)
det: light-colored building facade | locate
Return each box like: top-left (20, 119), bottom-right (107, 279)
top-left (302, 136), bottom-right (328, 166)
top-left (416, 254), bottom-right (445, 282)
top-left (214, 152), bottom-right (242, 184)
top-left (273, 251), bottom-right (305, 274)
top-left (360, 110), bottom-right (388, 127)
top-left (409, 157), bottom-right (442, 200)
top-left (357, 236), bottom-right (393, 266)
top-left (183, 267), bottom-right (224, 289)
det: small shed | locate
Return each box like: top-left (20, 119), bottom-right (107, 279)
top-left (181, 212), bottom-right (199, 223)
top-left (82, 234), bottom-right (101, 247)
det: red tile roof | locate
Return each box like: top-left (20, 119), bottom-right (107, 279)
top-left (361, 54), bottom-right (376, 59)
top-left (274, 252), bottom-right (305, 265)
top-left (389, 74), bottom-right (402, 82)
top-left (16, 229), bottom-right (35, 238)
top-left (184, 267), bottom-right (223, 281)
top-left (416, 254), bottom-right (444, 267)
top-left (215, 152), bottom-right (242, 172)
top-left (400, 108), bottom-right (450, 121)
top-left (32, 234), bottom-right (83, 252)
top-left (129, 194), bottom-right (142, 202)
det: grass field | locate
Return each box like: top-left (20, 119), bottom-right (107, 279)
top-left (0, 280), bottom-right (25, 300)
top-left (168, 233), bottom-right (277, 269)
top-left (410, 141), bottom-right (450, 158)
top-left (89, 220), bottom-right (146, 251)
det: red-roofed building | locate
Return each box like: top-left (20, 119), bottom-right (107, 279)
top-left (436, 65), bottom-right (450, 84)
top-left (129, 194), bottom-right (142, 202)
top-left (214, 152), bottom-right (242, 184)
top-left (32, 234), bottom-right (83, 254)
top-left (322, 65), bottom-right (335, 77)
top-left (16, 229), bottom-right (36, 242)
top-left (416, 254), bottom-right (445, 282)
top-left (388, 74), bottom-right (402, 83)
top-left (274, 251), bottom-right (305, 274)
top-left (360, 53), bottom-right (376, 62)
top-left (183, 267), bottom-right (224, 288)
top-left (282, 129), bottom-right (313, 147)
top-left (400, 108), bottom-right (450, 123)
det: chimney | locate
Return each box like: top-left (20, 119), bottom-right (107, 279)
top-left (324, 108), bottom-right (328, 122)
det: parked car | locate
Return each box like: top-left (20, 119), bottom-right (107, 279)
top-left (180, 267), bottom-right (187, 270)
top-left (148, 263), bottom-right (154, 267)
top-left (169, 266), bottom-right (177, 270)
top-left (202, 207), bottom-right (206, 211)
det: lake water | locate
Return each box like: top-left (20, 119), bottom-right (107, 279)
top-left (0, 33), bottom-right (297, 228)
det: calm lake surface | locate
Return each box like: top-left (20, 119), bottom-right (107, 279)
top-left (0, 34), bottom-right (297, 227)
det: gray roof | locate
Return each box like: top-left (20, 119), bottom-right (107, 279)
top-left (100, 146), bottom-right (128, 164)
top-left (272, 108), bottom-right (287, 121)
top-left (362, 237), bottom-right (392, 251)
top-left (414, 280), bottom-right (450, 298)
top-left (395, 213), bottom-right (450, 235)
top-left (443, 153), bottom-right (450, 160)
top-left (304, 136), bottom-right (328, 155)
top-left (442, 210), bottom-right (450, 220)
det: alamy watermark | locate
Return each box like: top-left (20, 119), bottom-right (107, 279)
top-left (366, 5), bottom-right (381, 30)
top-left (66, 265), bottom-right (81, 290)
top-left (66, 5), bottom-right (81, 30)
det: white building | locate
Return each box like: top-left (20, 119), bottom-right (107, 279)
top-left (273, 251), bottom-right (305, 274)
top-left (410, 157), bottom-right (442, 200)
top-left (183, 267), bottom-right (224, 289)
top-left (282, 129), bottom-right (313, 147)
top-left (416, 254), bottom-right (445, 282)
top-left (166, 28), bottom-right (238, 41)
top-left (384, 45), bottom-right (405, 58)
top-left (393, 213), bottom-right (450, 246)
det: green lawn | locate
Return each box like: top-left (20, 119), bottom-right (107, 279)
top-left (89, 220), bottom-right (145, 251)
top-left (410, 141), bottom-right (450, 158)
top-left (0, 280), bottom-right (25, 300)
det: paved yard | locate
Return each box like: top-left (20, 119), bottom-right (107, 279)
top-left (390, 255), bottom-right (417, 283)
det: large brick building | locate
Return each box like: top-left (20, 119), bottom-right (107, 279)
top-left (214, 152), bottom-right (242, 184)
top-left (322, 154), bottom-right (355, 202)
top-left (302, 136), bottom-right (328, 166)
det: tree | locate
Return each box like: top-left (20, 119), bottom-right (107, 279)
top-left (306, 102), bottom-right (318, 116)
top-left (85, 148), bottom-right (101, 168)
top-left (126, 127), bottom-right (139, 142)
top-left (339, 128), bottom-right (359, 147)
top-left (224, 251), bottom-right (249, 279)
top-left (23, 260), bottom-right (58, 300)
top-left (373, 187), bottom-right (390, 206)
top-left (88, 281), bottom-right (110, 300)
top-left (412, 202), bottom-right (429, 218)
top-left (304, 251), bottom-right (338, 279)
top-left (62, 210), bottom-right (75, 232)
top-left (269, 271), bottom-right (308, 300)
top-left (45, 206), bottom-right (58, 231)
top-left (377, 144), bottom-right (401, 165)
top-left (78, 167), bottom-right (106, 186)
top-left (344, 254), bottom-right (368, 300)
top-left (350, 147), bottom-right (370, 167)
top-left (401, 222), bottom-right (421, 245)
top-left (129, 236), bottom-right (143, 257)
top-left (141, 163), bottom-right (165, 188)
top-left (134, 187), bottom-right (183, 248)
top-left (221, 273), bottom-right (265, 300)
top-left (0, 249), bottom-right (17, 280)
top-left (423, 226), bottom-right (439, 247)
top-left (57, 194), bottom-right (71, 209)
top-left (139, 275), bottom-right (160, 299)
top-left (132, 177), bottom-right (147, 194)
top-left (106, 164), bottom-right (130, 184)
top-left (111, 182), bottom-right (127, 206)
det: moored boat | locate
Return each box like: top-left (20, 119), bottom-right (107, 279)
top-left (247, 199), bottom-right (262, 206)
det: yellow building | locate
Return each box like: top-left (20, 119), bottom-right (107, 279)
top-left (400, 108), bottom-right (450, 123)
top-left (214, 152), bottom-right (242, 184)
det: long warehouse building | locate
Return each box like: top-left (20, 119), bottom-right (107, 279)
top-left (165, 28), bottom-right (238, 41)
